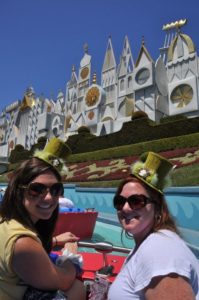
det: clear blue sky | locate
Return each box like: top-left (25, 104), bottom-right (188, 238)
top-left (0, 0), bottom-right (198, 112)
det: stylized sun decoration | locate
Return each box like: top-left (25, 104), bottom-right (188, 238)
top-left (85, 87), bottom-right (100, 106)
top-left (170, 84), bottom-right (193, 108)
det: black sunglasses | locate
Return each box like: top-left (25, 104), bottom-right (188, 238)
top-left (113, 194), bottom-right (153, 210)
top-left (19, 182), bottom-right (64, 198)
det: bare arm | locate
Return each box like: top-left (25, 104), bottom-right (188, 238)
top-left (144, 274), bottom-right (196, 300)
top-left (12, 236), bottom-right (77, 291)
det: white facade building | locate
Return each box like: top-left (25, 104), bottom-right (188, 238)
top-left (0, 19), bottom-right (198, 157)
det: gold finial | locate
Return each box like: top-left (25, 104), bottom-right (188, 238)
top-left (162, 19), bottom-right (187, 31)
top-left (92, 72), bottom-right (97, 84)
top-left (84, 43), bottom-right (89, 54)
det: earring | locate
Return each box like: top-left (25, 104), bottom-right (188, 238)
top-left (156, 214), bottom-right (161, 224)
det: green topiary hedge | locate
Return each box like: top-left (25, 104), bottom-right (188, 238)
top-left (66, 132), bottom-right (199, 163)
top-left (67, 117), bottom-right (199, 154)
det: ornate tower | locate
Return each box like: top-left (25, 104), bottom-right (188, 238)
top-left (77, 43), bottom-right (92, 112)
top-left (83, 73), bottom-right (106, 134)
top-left (165, 20), bottom-right (199, 117)
top-left (117, 35), bottom-right (134, 122)
top-left (133, 38), bottom-right (157, 121)
top-left (101, 37), bottom-right (117, 115)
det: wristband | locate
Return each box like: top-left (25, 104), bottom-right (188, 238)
top-left (49, 252), bottom-right (59, 264)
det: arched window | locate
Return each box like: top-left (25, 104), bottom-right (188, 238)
top-left (120, 79), bottom-right (124, 91)
top-left (128, 76), bottom-right (132, 88)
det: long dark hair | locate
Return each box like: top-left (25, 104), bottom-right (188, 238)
top-left (0, 157), bottom-right (62, 253)
top-left (115, 175), bottom-right (179, 234)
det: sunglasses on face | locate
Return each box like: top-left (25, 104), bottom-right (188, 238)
top-left (19, 182), bottom-right (64, 198)
top-left (113, 194), bottom-right (153, 210)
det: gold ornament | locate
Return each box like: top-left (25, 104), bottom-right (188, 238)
top-left (80, 67), bottom-right (89, 79)
top-left (88, 111), bottom-right (94, 120)
top-left (85, 87), bottom-right (100, 106)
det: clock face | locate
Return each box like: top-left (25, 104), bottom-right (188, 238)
top-left (170, 84), bottom-right (193, 108)
top-left (85, 87), bottom-right (100, 106)
top-left (80, 67), bottom-right (89, 79)
top-left (135, 68), bottom-right (150, 85)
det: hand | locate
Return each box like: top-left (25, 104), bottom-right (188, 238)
top-left (62, 241), bottom-right (78, 254)
top-left (53, 232), bottom-right (80, 247)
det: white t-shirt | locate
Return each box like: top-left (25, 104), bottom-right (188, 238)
top-left (59, 197), bottom-right (74, 208)
top-left (108, 230), bottom-right (199, 300)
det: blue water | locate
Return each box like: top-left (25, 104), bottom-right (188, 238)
top-left (93, 222), bottom-right (131, 248)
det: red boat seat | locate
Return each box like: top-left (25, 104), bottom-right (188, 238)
top-left (81, 252), bottom-right (126, 283)
top-left (52, 250), bottom-right (126, 283)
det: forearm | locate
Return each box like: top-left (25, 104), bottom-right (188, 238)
top-left (145, 275), bottom-right (195, 300)
top-left (54, 260), bottom-right (77, 291)
top-left (13, 236), bottom-right (78, 292)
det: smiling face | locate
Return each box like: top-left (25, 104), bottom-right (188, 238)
top-left (117, 181), bottom-right (155, 245)
top-left (23, 171), bottom-right (60, 223)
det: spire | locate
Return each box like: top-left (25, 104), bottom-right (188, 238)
top-left (102, 36), bottom-right (116, 72)
top-left (118, 35), bottom-right (134, 77)
top-left (68, 64), bottom-right (77, 86)
top-left (142, 35), bottom-right (145, 46)
top-left (72, 65), bottom-right (75, 72)
top-left (135, 38), bottom-right (153, 67)
top-left (92, 72), bottom-right (97, 84)
top-left (83, 43), bottom-right (89, 54)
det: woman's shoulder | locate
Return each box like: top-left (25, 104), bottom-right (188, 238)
top-left (2, 218), bottom-right (28, 230)
top-left (146, 229), bottom-right (183, 247)
top-left (0, 219), bottom-right (40, 242)
top-left (146, 229), bottom-right (180, 244)
top-left (137, 229), bottom-right (191, 261)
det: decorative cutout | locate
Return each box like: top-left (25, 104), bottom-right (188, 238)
top-left (135, 68), bottom-right (150, 85)
top-left (88, 111), bottom-right (94, 120)
top-left (170, 84), bottom-right (193, 108)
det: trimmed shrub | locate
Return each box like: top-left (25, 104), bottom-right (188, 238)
top-left (131, 110), bottom-right (148, 120)
top-left (77, 125), bottom-right (91, 134)
top-left (9, 144), bottom-right (31, 163)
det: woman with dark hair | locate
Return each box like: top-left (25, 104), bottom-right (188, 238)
top-left (108, 152), bottom-right (199, 300)
top-left (0, 138), bottom-right (85, 300)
